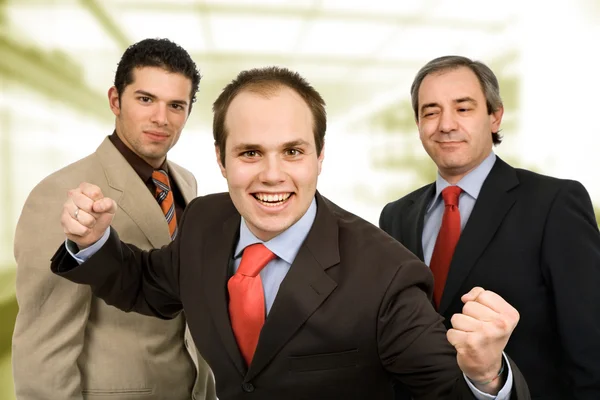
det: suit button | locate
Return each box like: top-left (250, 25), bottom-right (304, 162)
top-left (241, 382), bottom-right (254, 392)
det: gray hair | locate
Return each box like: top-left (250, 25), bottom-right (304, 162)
top-left (410, 55), bottom-right (503, 144)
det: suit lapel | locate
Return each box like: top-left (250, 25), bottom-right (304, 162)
top-left (438, 157), bottom-right (519, 314)
top-left (246, 193), bottom-right (339, 381)
top-left (167, 161), bottom-right (196, 204)
top-left (201, 210), bottom-right (247, 376)
top-left (96, 138), bottom-right (171, 248)
top-left (406, 184), bottom-right (436, 261)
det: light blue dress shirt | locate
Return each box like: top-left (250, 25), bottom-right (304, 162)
top-left (68, 191), bottom-right (511, 397)
top-left (422, 151), bottom-right (497, 266)
top-left (232, 197), bottom-right (317, 315)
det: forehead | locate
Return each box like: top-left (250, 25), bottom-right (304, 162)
top-left (224, 87), bottom-right (314, 146)
top-left (126, 67), bottom-right (192, 97)
top-left (419, 67), bottom-right (484, 102)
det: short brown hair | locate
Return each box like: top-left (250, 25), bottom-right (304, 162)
top-left (411, 55), bottom-right (504, 145)
top-left (213, 66), bottom-right (326, 166)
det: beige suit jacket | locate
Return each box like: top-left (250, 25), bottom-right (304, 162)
top-left (12, 138), bottom-right (216, 400)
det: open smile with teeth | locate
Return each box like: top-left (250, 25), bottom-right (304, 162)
top-left (253, 192), bottom-right (292, 206)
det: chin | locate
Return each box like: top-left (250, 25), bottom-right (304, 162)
top-left (440, 155), bottom-right (468, 168)
top-left (138, 146), bottom-right (167, 158)
top-left (253, 219), bottom-right (293, 240)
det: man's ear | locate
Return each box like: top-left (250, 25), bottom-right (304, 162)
top-left (216, 145), bottom-right (226, 178)
top-left (317, 142), bottom-right (325, 176)
top-left (490, 106), bottom-right (504, 133)
top-left (108, 86), bottom-right (120, 116)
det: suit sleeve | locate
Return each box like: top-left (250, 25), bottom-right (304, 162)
top-left (12, 182), bottom-right (90, 400)
top-left (379, 201), bottom-right (405, 244)
top-left (379, 202), bottom-right (393, 233)
top-left (541, 180), bottom-right (600, 398)
top-left (377, 257), bottom-right (530, 399)
top-left (50, 203), bottom-right (192, 320)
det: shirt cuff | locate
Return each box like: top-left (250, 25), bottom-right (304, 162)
top-left (464, 353), bottom-right (513, 400)
top-left (65, 228), bottom-right (110, 264)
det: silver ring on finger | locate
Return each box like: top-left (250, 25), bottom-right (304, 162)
top-left (74, 206), bottom-right (79, 221)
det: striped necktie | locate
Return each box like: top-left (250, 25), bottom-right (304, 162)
top-left (152, 169), bottom-right (178, 240)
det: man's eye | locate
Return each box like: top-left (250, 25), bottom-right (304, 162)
top-left (243, 151), bottom-right (257, 157)
top-left (139, 97), bottom-right (151, 103)
top-left (286, 149), bottom-right (300, 156)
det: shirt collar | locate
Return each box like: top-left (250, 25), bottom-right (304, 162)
top-left (234, 197), bottom-right (318, 264)
top-left (427, 151), bottom-right (496, 213)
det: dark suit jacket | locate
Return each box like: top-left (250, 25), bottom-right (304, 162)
top-left (51, 192), bottom-right (529, 399)
top-left (380, 157), bottom-right (600, 400)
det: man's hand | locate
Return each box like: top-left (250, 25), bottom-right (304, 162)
top-left (447, 287), bottom-right (519, 393)
top-left (61, 182), bottom-right (117, 249)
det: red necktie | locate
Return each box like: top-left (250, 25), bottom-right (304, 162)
top-left (228, 243), bottom-right (276, 365)
top-left (152, 169), bottom-right (177, 240)
top-left (429, 186), bottom-right (463, 309)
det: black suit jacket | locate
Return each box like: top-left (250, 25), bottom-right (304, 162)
top-left (51, 192), bottom-right (529, 399)
top-left (380, 157), bottom-right (600, 400)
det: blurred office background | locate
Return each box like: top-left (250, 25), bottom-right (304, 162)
top-left (1, 0), bottom-right (599, 398)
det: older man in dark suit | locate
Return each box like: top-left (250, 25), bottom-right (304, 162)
top-left (380, 56), bottom-right (600, 400)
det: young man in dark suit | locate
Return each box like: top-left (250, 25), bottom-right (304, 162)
top-left (380, 56), bottom-right (600, 400)
top-left (51, 66), bottom-right (530, 399)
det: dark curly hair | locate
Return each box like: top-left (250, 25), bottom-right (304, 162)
top-left (114, 38), bottom-right (201, 109)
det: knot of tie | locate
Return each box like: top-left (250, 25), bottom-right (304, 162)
top-left (441, 186), bottom-right (462, 208)
top-left (152, 169), bottom-right (171, 194)
top-left (238, 243), bottom-right (276, 277)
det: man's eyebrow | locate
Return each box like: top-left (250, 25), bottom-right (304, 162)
top-left (134, 90), bottom-right (188, 106)
top-left (231, 143), bottom-right (265, 153)
top-left (420, 97), bottom-right (478, 114)
top-left (454, 97), bottom-right (477, 105)
top-left (134, 90), bottom-right (156, 98)
top-left (420, 102), bottom-right (440, 114)
top-left (281, 140), bottom-right (310, 148)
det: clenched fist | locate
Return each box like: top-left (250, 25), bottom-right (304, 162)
top-left (447, 287), bottom-right (519, 393)
top-left (61, 182), bottom-right (117, 249)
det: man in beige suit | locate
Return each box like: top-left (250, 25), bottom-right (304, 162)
top-left (12, 38), bottom-right (215, 400)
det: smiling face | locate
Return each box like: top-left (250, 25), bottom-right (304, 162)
top-left (109, 66), bottom-right (192, 168)
top-left (216, 86), bottom-right (324, 241)
top-left (417, 66), bottom-right (503, 183)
